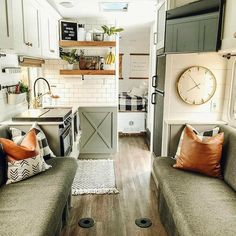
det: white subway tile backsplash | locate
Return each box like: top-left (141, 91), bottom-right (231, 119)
top-left (42, 58), bottom-right (117, 106)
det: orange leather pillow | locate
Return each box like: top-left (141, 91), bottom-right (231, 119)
top-left (0, 129), bottom-right (38, 160)
top-left (173, 125), bottom-right (224, 178)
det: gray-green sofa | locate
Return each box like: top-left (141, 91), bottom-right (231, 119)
top-left (0, 125), bottom-right (78, 236)
top-left (153, 124), bottom-right (236, 236)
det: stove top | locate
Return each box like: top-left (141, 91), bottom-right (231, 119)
top-left (12, 108), bottom-right (72, 122)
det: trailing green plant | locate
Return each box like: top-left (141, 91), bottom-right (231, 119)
top-left (101, 25), bottom-right (124, 36)
top-left (19, 81), bottom-right (29, 93)
top-left (60, 49), bottom-right (79, 64)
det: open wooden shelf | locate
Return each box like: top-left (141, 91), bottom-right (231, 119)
top-left (59, 41), bottom-right (116, 47)
top-left (60, 69), bottom-right (116, 76)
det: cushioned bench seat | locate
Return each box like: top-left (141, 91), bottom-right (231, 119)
top-left (153, 156), bottom-right (236, 236)
top-left (0, 157), bottom-right (77, 236)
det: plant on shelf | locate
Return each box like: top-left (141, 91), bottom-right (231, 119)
top-left (101, 25), bottom-right (124, 41)
top-left (60, 49), bottom-right (79, 69)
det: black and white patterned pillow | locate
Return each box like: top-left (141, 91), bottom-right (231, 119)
top-left (6, 142), bottom-right (51, 184)
top-left (175, 124), bottom-right (220, 159)
top-left (10, 123), bottom-right (55, 160)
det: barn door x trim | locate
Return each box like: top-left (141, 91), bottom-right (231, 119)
top-left (82, 112), bottom-right (112, 149)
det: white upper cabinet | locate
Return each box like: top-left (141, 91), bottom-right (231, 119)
top-left (221, 0), bottom-right (236, 52)
top-left (23, 0), bottom-right (42, 56)
top-left (13, 0), bottom-right (41, 57)
top-left (12, 0), bottom-right (60, 58)
top-left (41, 9), bottom-right (60, 59)
top-left (0, 0), bottom-right (14, 50)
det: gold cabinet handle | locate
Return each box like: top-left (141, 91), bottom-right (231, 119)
top-left (25, 42), bottom-right (30, 46)
top-left (29, 43), bottom-right (33, 47)
top-left (234, 32), bottom-right (236, 38)
top-left (50, 49), bottom-right (55, 53)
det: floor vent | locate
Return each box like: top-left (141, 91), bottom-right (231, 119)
top-left (78, 218), bottom-right (95, 228)
top-left (135, 218), bottom-right (152, 228)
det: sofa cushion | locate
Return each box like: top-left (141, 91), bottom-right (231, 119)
top-left (10, 123), bottom-right (55, 160)
top-left (0, 129), bottom-right (39, 160)
top-left (153, 157), bottom-right (236, 236)
top-left (174, 125), bottom-right (224, 177)
top-left (0, 157), bottom-right (77, 236)
top-left (219, 125), bottom-right (236, 191)
top-left (0, 144), bottom-right (7, 187)
top-left (175, 124), bottom-right (220, 159)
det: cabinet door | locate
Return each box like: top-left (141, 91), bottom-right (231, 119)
top-left (23, 0), bottom-right (41, 56)
top-left (156, 0), bottom-right (166, 50)
top-left (48, 16), bottom-right (59, 58)
top-left (79, 107), bottom-right (117, 154)
top-left (12, 0), bottom-right (28, 54)
top-left (165, 23), bottom-right (174, 52)
top-left (41, 14), bottom-right (59, 59)
top-left (174, 20), bottom-right (199, 52)
top-left (0, 0), bottom-right (14, 50)
top-left (199, 15), bottom-right (218, 52)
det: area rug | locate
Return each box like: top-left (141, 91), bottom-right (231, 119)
top-left (72, 159), bottom-right (119, 195)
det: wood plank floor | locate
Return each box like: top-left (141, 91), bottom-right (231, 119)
top-left (61, 136), bottom-right (167, 236)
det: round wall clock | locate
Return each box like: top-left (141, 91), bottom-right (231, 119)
top-left (177, 66), bottom-right (217, 105)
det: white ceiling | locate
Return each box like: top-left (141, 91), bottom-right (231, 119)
top-left (47, 0), bottom-right (157, 28)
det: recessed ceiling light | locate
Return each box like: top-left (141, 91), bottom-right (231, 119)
top-left (59, 1), bottom-right (74, 8)
top-left (100, 2), bottom-right (129, 12)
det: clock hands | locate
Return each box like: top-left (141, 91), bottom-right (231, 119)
top-left (187, 83), bottom-right (201, 92)
top-left (189, 75), bottom-right (200, 89)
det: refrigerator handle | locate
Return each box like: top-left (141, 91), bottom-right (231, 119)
top-left (153, 32), bottom-right (157, 45)
top-left (152, 75), bottom-right (158, 88)
top-left (151, 92), bottom-right (157, 105)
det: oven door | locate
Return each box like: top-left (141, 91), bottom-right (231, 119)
top-left (60, 125), bottom-right (73, 156)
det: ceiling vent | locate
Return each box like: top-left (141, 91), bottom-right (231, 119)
top-left (100, 2), bottom-right (129, 12)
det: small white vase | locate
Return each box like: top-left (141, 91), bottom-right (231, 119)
top-left (68, 64), bottom-right (74, 70)
top-left (106, 35), bottom-right (116, 41)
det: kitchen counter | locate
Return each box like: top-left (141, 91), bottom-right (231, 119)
top-left (43, 105), bottom-right (79, 114)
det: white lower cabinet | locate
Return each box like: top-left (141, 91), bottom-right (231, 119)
top-left (0, 0), bottom-right (14, 50)
top-left (118, 112), bottom-right (146, 133)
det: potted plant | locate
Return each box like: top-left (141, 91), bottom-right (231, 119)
top-left (7, 81), bottom-right (29, 105)
top-left (101, 25), bottom-right (124, 41)
top-left (60, 49), bottom-right (79, 69)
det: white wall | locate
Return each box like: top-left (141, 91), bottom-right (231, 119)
top-left (0, 54), bottom-right (27, 122)
top-left (119, 27), bottom-right (150, 92)
top-left (164, 53), bottom-right (227, 121)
